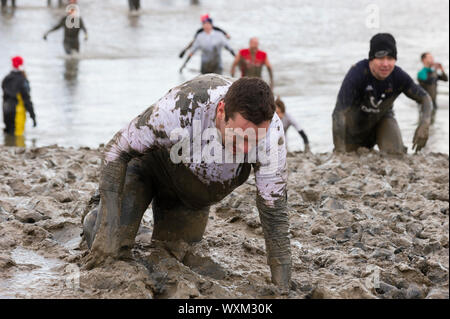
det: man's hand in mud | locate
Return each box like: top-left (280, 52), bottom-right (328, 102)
top-left (270, 264), bottom-right (291, 295)
top-left (413, 122), bottom-right (429, 153)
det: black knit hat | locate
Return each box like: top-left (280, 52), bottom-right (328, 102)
top-left (369, 33), bottom-right (397, 60)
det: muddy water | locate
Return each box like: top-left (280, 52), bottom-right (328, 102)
top-left (0, 0), bottom-right (448, 153)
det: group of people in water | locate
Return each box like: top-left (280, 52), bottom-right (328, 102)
top-left (2, 1), bottom-right (448, 294)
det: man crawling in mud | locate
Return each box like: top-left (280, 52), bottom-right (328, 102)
top-left (82, 75), bottom-right (291, 291)
top-left (332, 33), bottom-right (433, 154)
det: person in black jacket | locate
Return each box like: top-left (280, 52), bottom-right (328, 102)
top-left (2, 56), bottom-right (36, 137)
top-left (43, 3), bottom-right (88, 54)
top-left (128, 0), bottom-right (140, 12)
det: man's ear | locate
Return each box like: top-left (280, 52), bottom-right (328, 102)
top-left (217, 100), bottom-right (225, 120)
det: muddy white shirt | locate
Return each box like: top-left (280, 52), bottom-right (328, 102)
top-left (103, 74), bottom-right (287, 205)
top-left (189, 30), bottom-right (232, 72)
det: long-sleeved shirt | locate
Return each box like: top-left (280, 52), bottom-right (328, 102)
top-left (333, 59), bottom-right (432, 147)
top-left (47, 15), bottom-right (87, 43)
top-left (2, 70), bottom-right (35, 120)
top-left (102, 74), bottom-right (290, 266)
top-left (189, 30), bottom-right (232, 73)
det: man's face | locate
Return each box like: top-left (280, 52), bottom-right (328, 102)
top-left (369, 56), bottom-right (396, 80)
top-left (422, 53), bottom-right (435, 67)
top-left (216, 101), bottom-right (270, 155)
top-left (203, 22), bottom-right (213, 33)
top-left (249, 38), bottom-right (259, 51)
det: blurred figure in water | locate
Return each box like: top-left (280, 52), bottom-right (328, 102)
top-left (1, 0), bottom-right (15, 9)
top-left (2, 56), bottom-right (36, 143)
top-left (128, 0), bottom-right (140, 12)
top-left (43, 1), bottom-right (88, 55)
top-left (417, 52), bottom-right (448, 120)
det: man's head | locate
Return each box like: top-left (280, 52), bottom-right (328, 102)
top-left (275, 96), bottom-right (285, 119)
top-left (421, 52), bottom-right (434, 68)
top-left (215, 77), bottom-right (275, 154)
top-left (368, 33), bottom-right (397, 80)
top-left (249, 37), bottom-right (259, 51)
top-left (12, 56), bottom-right (23, 69)
top-left (201, 14), bottom-right (213, 33)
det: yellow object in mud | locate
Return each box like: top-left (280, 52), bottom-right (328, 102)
top-left (14, 93), bottom-right (26, 137)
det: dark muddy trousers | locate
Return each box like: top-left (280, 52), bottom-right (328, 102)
top-left (336, 115), bottom-right (407, 154)
top-left (64, 39), bottom-right (80, 55)
top-left (83, 149), bottom-right (251, 250)
top-left (128, 0), bottom-right (140, 11)
top-left (1, 0), bottom-right (15, 7)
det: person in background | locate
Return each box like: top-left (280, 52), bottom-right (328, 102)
top-left (43, 1), bottom-right (88, 55)
top-left (332, 33), bottom-right (432, 154)
top-left (417, 52), bottom-right (448, 117)
top-left (275, 96), bottom-right (310, 153)
top-left (128, 0), bottom-right (140, 12)
top-left (179, 14), bottom-right (231, 59)
top-left (181, 16), bottom-right (234, 75)
top-left (2, 56), bottom-right (36, 141)
top-left (231, 37), bottom-right (274, 90)
top-left (1, 0), bottom-right (15, 9)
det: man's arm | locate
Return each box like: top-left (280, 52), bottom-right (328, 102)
top-left (402, 78), bottom-right (433, 152)
top-left (230, 52), bottom-right (241, 77)
top-left (437, 64), bottom-right (448, 82)
top-left (332, 63), bottom-right (364, 153)
top-left (264, 57), bottom-right (274, 90)
top-left (80, 17), bottom-right (88, 40)
top-left (213, 26), bottom-right (230, 39)
top-left (254, 115), bottom-right (291, 292)
top-left (43, 17), bottom-right (65, 39)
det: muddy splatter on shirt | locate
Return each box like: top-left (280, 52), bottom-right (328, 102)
top-left (103, 74), bottom-right (287, 205)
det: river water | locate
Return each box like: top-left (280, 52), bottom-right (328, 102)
top-left (0, 0), bottom-right (448, 154)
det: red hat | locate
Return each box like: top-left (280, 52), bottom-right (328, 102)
top-left (200, 13), bottom-right (210, 23)
top-left (12, 56), bottom-right (24, 69)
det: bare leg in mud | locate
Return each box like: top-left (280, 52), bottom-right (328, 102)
top-left (376, 116), bottom-right (407, 155)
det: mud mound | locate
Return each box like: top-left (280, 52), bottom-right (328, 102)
top-left (0, 145), bottom-right (448, 298)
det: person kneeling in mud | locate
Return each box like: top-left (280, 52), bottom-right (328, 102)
top-left (275, 97), bottom-right (310, 153)
top-left (332, 33), bottom-right (432, 154)
top-left (82, 75), bottom-right (292, 291)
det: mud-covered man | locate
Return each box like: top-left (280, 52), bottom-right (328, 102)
top-left (332, 33), bottom-right (432, 154)
top-left (82, 75), bottom-right (292, 291)
top-left (43, 1), bottom-right (88, 55)
top-left (186, 17), bottom-right (234, 75)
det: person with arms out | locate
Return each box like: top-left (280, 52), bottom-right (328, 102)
top-left (332, 33), bottom-right (432, 155)
top-left (82, 75), bottom-right (292, 292)
top-left (2, 56), bottom-right (36, 140)
top-left (275, 96), bottom-right (310, 153)
top-left (417, 52), bottom-right (448, 115)
top-left (231, 37), bottom-right (274, 90)
top-left (179, 14), bottom-right (231, 59)
top-left (180, 16), bottom-right (234, 74)
top-left (43, 2), bottom-right (88, 55)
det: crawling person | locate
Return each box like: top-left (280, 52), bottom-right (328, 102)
top-left (82, 75), bottom-right (292, 292)
top-left (275, 97), bottom-right (310, 153)
top-left (332, 33), bottom-right (433, 154)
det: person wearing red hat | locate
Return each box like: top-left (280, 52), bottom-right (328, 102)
top-left (43, 4), bottom-right (88, 54)
top-left (2, 56), bottom-right (36, 138)
top-left (178, 13), bottom-right (231, 60)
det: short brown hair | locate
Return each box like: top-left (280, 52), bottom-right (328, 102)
top-left (275, 96), bottom-right (285, 114)
top-left (421, 52), bottom-right (430, 61)
top-left (224, 77), bottom-right (275, 125)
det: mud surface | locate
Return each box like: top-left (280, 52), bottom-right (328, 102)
top-left (0, 145), bottom-right (448, 299)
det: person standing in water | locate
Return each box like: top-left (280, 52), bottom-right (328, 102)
top-left (417, 52), bottom-right (448, 115)
top-left (231, 37), bottom-right (274, 90)
top-left (179, 14), bottom-right (231, 59)
top-left (275, 97), bottom-right (310, 153)
top-left (180, 16), bottom-right (234, 74)
top-left (2, 56), bottom-right (36, 141)
top-left (43, 1), bottom-right (88, 55)
top-left (332, 33), bottom-right (432, 154)
top-left (128, 0), bottom-right (140, 12)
